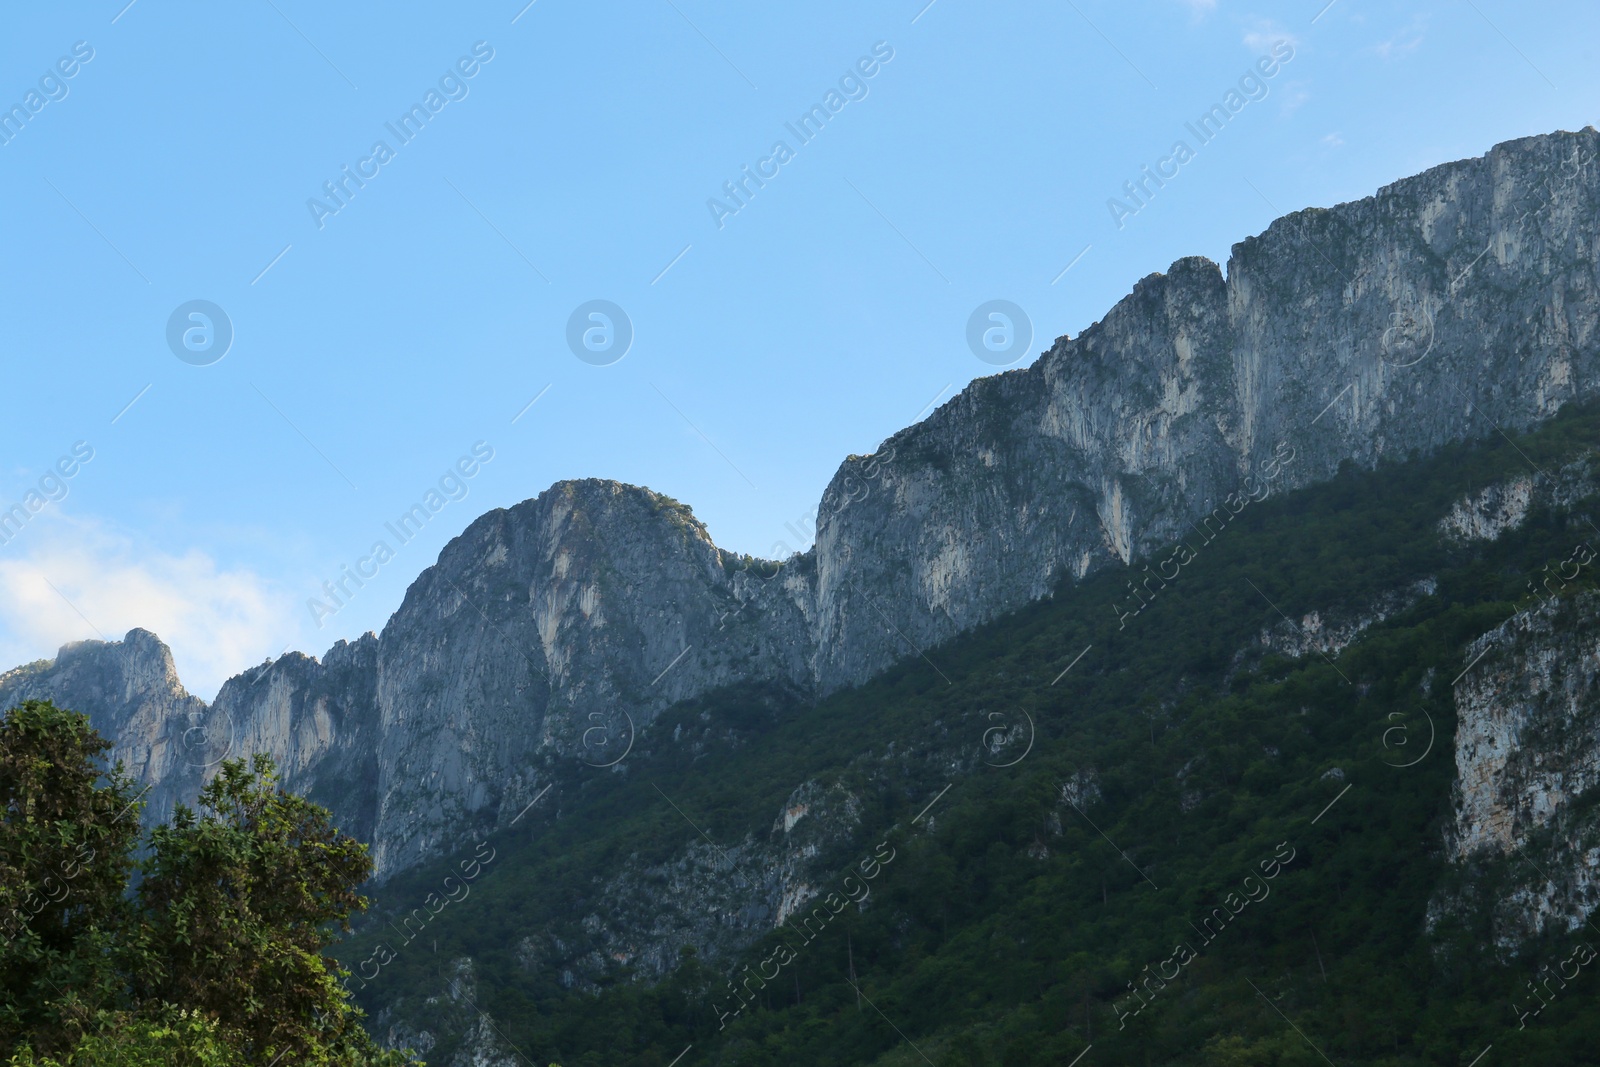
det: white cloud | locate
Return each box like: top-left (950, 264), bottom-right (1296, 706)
top-left (1374, 15), bottom-right (1427, 60)
top-left (0, 513), bottom-right (296, 701)
top-left (1178, 0), bottom-right (1217, 20)
top-left (1243, 21), bottom-right (1301, 54)
top-left (1322, 132), bottom-right (1345, 147)
top-left (1278, 81), bottom-right (1311, 117)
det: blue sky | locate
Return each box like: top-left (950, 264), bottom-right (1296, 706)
top-left (0, 0), bottom-right (1594, 697)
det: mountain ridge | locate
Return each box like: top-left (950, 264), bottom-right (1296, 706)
top-left (341, 400), bottom-right (1600, 1065)
top-left (4, 125), bottom-right (1597, 880)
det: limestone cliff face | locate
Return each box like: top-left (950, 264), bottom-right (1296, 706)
top-left (211, 635), bottom-right (382, 842)
top-left (802, 127), bottom-right (1600, 690)
top-left (1450, 593), bottom-right (1600, 861)
top-left (1440, 591), bottom-right (1600, 944)
top-left (364, 479), bottom-right (812, 875)
top-left (0, 629), bottom-right (213, 825)
top-left (0, 630), bottom-right (379, 834)
top-left (4, 128), bottom-right (1599, 881)
top-left (1438, 454), bottom-right (1598, 545)
top-left (1432, 454), bottom-right (1600, 945)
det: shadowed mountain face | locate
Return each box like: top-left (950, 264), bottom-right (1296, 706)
top-left (3, 127), bottom-right (1597, 880)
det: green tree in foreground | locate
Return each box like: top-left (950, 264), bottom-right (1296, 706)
top-left (0, 700), bottom-right (416, 1066)
top-left (6, 1010), bottom-right (237, 1066)
top-left (0, 699), bottom-right (142, 1056)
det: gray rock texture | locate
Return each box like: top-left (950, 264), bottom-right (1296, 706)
top-left (1450, 593), bottom-right (1600, 862)
top-left (1434, 590), bottom-right (1600, 946)
top-left (0, 629), bottom-right (212, 826)
top-left (4, 127), bottom-right (1599, 880)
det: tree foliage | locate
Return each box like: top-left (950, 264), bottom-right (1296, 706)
top-left (0, 700), bottom-right (142, 1056)
top-left (0, 702), bottom-right (413, 1066)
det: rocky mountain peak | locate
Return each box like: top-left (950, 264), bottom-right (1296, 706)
top-left (49, 628), bottom-right (183, 700)
top-left (4, 127), bottom-right (1598, 879)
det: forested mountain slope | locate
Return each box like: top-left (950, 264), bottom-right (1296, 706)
top-left (341, 401), bottom-right (1600, 1066)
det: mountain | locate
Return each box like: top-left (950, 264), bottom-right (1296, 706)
top-left (0, 628), bottom-right (212, 826)
top-left (3, 127), bottom-right (1597, 890)
top-left (337, 400), bottom-right (1600, 1065)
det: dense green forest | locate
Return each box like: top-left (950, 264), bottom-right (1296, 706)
top-left (342, 401), bottom-right (1600, 1066)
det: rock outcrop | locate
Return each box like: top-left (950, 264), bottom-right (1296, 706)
top-left (362, 479), bottom-right (813, 874)
top-left (1441, 591), bottom-right (1600, 943)
top-left (1450, 593), bottom-right (1600, 861)
top-left (4, 128), bottom-right (1599, 880)
top-left (1438, 455), bottom-right (1599, 543)
top-left (0, 629), bottom-right (213, 826)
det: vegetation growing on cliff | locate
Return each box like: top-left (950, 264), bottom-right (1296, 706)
top-left (20, 404), bottom-right (1600, 1064)
top-left (340, 402), bottom-right (1600, 1065)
